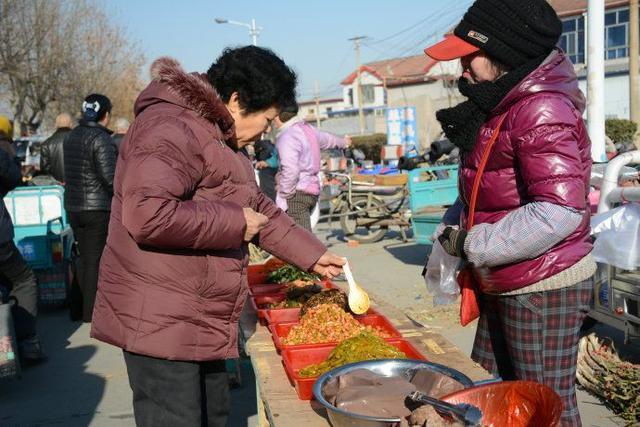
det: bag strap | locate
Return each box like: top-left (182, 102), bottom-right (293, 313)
top-left (467, 114), bottom-right (507, 229)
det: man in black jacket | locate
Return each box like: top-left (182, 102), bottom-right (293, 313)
top-left (63, 94), bottom-right (117, 322)
top-left (40, 113), bottom-right (73, 182)
top-left (0, 115), bottom-right (45, 362)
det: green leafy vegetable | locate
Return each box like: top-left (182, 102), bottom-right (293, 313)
top-left (266, 265), bottom-right (321, 284)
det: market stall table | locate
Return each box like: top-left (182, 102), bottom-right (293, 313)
top-left (240, 284), bottom-right (490, 427)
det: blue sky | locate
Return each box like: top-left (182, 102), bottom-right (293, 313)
top-left (105, 1), bottom-right (472, 101)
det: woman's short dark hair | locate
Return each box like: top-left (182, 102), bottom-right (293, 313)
top-left (207, 46), bottom-right (297, 114)
top-left (82, 93), bottom-right (112, 122)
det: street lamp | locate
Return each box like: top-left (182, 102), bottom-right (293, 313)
top-left (215, 17), bottom-right (262, 46)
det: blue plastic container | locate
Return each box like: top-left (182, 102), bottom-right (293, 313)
top-left (408, 165), bottom-right (459, 244)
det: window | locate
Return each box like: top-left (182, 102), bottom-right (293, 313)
top-left (326, 107), bottom-right (332, 113)
top-left (560, 7), bottom-right (639, 62)
top-left (560, 16), bottom-right (585, 64)
top-left (348, 88), bottom-right (353, 106)
top-left (605, 8), bottom-right (630, 59)
top-left (361, 85), bottom-right (375, 104)
top-left (309, 108), bottom-right (315, 114)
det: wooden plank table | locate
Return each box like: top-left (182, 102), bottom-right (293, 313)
top-left (240, 288), bottom-right (490, 427)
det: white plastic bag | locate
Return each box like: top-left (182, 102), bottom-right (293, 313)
top-left (423, 241), bottom-right (461, 305)
top-left (591, 203), bottom-right (640, 270)
top-left (310, 202), bottom-right (320, 230)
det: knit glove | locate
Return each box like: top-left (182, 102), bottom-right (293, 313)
top-left (438, 226), bottom-right (467, 259)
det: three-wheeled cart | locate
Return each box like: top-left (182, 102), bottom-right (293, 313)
top-left (3, 185), bottom-right (74, 306)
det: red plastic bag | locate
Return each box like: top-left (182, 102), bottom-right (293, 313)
top-left (441, 380), bottom-right (563, 427)
top-left (457, 267), bottom-right (480, 326)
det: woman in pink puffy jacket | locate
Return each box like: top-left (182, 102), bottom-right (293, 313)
top-left (425, 0), bottom-right (594, 425)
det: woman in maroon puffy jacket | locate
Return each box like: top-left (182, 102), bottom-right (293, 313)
top-left (425, 1), bottom-right (594, 425)
top-left (91, 46), bottom-right (345, 427)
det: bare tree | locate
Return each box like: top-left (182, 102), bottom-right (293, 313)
top-left (0, 0), bottom-right (144, 134)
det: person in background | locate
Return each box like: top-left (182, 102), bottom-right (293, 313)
top-left (111, 117), bottom-right (130, 154)
top-left (63, 94), bottom-right (117, 322)
top-left (40, 113), bottom-right (73, 183)
top-left (254, 138), bottom-right (279, 201)
top-left (425, 0), bottom-right (594, 425)
top-left (0, 115), bottom-right (46, 363)
top-left (90, 47), bottom-right (345, 427)
top-left (274, 103), bottom-right (350, 231)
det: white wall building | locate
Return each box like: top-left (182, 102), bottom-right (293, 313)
top-left (550, 0), bottom-right (639, 119)
top-left (333, 54), bottom-right (462, 147)
top-left (297, 98), bottom-right (345, 123)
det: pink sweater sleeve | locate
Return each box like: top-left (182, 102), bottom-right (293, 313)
top-left (314, 128), bottom-right (347, 150)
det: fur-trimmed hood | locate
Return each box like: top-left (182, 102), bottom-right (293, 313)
top-left (134, 57), bottom-right (236, 144)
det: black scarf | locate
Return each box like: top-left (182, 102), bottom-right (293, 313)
top-left (436, 55), bottom-right (547, 153)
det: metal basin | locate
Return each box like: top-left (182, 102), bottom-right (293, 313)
top-left (313, 359), bottom-right (474, 427)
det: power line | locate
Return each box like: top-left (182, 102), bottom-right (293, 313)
top-left (298, 45), bottom-right (353, 99)
top-left (362, 3), bottom-right (470, 64)
top-left (299, 2), bottom-right (472, 101)
top-left (366, 15), bottom-right (438, 46)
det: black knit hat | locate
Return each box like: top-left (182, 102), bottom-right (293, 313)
top-left (426, 0), bottom-right (562, 68)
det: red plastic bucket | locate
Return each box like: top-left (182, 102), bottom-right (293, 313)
top-left (440, 380), bottom-right (562, 427)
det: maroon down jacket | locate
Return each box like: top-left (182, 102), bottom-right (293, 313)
top-left (459, 49), bottom-right (593, 293)
top-left (91, 57), bottom-right (326, 361)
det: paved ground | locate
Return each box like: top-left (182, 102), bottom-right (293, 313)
top-left (0, 311), bottom-right (259, 427)
top-left (0, 221), bottom-right (637, 426)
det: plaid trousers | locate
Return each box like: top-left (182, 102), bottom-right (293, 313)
top-left (471, 278), bottom-right (593, 427)
top-left (287, 191), bottom-right (318, 232)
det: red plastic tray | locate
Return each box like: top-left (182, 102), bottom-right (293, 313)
top-left (249, 294), bottom-right (290, 324)
top-left (263, 306), bottom-right (380, 325)
top-left (250, 282), bottom-right (343, 323)
top-left (269, 314), bottom-right (402, 351)
top-left (263, 308), bottom-right (301, 325)
top-left (247, 264), bottom-right (269, 286)
top-left (248, 280), bottom-right (335, 297)
top-left (281, 339), bottom-right (426, 400)
top-left (248, 283), bottom-right (287, 296)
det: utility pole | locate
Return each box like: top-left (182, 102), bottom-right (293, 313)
top-left (587, 0), bottom-right (607, 162)
top-left (630, 0), bottom-right (640, 148)
top-left (314, 80), bottom-right (321, 128)
top-left (249, 18), bottom-right (259, 46)
top-left (349, 36), bottom-right (367, 135)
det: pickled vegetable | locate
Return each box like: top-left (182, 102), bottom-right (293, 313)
top-left (300, 289), bottom-right (348, 316)
top-left (298, 332), bottom-right (407, 378)
top-left (267, 283), bottom-right (324, 309)
top-left (282, 303), bottom-right (391, 345)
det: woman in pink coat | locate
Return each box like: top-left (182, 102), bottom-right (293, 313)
top-left (274, 103), bottom-right (350, 230)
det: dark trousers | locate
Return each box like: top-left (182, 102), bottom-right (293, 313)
top-left (68, 211), bottom-right (109, 322)
top-left (0, 240), bottom-right (38, 340)
top-left (258, 168), bottom-right (277, 201)
top-left (287, 191), bottom-right (318, 232)
top-left (123, 350), bottom-right (230, 427)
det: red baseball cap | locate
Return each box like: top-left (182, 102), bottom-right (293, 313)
top-left (424, 34), bottom-right (479, 61)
